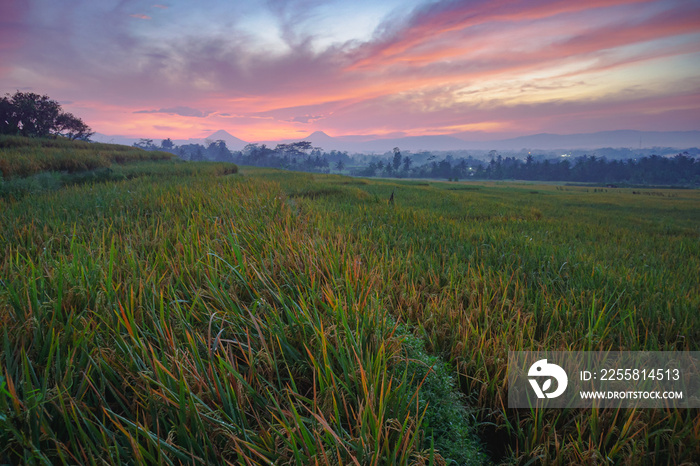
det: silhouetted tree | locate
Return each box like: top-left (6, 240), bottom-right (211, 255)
top-left (392, 147), bottom-right (402, 171)
top-left (0, 91), bottom-right (93, 139)
top-left (134, 139), bottom-right (155, 150)
top-left (275, 141), bottom-right (312, 160)
top-left (191, 146), bottom-right (205, 161)
top-left (208, 139), bottom-right (232, 162)
top-left (55, 112), bottom-right (93, 140)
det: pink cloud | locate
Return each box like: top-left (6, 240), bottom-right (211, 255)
top-left (134, 106), bottom-right (212, 118)
top-left (346, 0), bottom-right (656, 71)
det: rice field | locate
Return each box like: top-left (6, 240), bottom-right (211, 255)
top-left (1, 144), bottom-right (698, 464)
top-left (0, 135), bottom-right (175, 180)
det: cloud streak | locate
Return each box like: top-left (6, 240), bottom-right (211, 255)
top-left (134, 106), bottom-right (213, 118)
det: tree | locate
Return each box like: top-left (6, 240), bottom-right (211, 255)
top-left (1, 91), bottom-right (60, 137)
top-left (0, 96), bottom-right (18, 135)
top-left (191, 146), bottom-right (205, 161)
top-left (275, 141), bottom-right (312, 159)
top-left (134, 139), bottom-right (155, 150)
top-left (207, 140), bottom-right (232, 162)
top-left (335, 160), bottom-right (345, 172)
top-left (55, 112), bottom-right (94, 140)
top-left (161, 138), bottom-right (174, 150)
top-left (368, 161), bottom-right (378, 175)
top-left (392, 147), bottom-right (402, 171)
top-left (0, 91), bottom-right (93, 139)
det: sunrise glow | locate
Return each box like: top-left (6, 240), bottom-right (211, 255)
top-left (1, 0), bottom-right (698, 142)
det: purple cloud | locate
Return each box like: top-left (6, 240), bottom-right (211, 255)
top-left (134, 106), bottom-right (213, 118)
top-left (285, 115), bottom-right (325, 124)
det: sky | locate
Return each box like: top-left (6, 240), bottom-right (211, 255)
top-left (1, 0), bottom-right (699, 142)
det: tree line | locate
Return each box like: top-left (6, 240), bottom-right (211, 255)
top-left (349, 149), bottom-right (698, 186)
top-left (144, 134), bottom-right (699, 186)
top-left (140, 138), bottom-right (352, 173)
top-left (0, 91), bottom-right (93, 140)
top-left (461, 153), bottom-right (699, 185)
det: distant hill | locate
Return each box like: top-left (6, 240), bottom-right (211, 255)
top-left (203, 130), bottom-right (248, 150)
top-left (93, 129), bottom-right (700, 153)
top-left (173, 130), bottom-right (248, 151)
top-left (91, 133), bottom-right (141, 146)
top-left (353, 135), bottom-right (471, 153)
top-left (484, 130), bottom-right (700, 151)
top-left (260, 131), bottom-right (336, 150)
top-left (92, 130), bottom-right (249, 151)
top-left (263, 131), bottom-right (470, 153)
top-left (264, 130), bottom-right (700, 153)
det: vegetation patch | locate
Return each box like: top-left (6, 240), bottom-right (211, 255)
top-left (289, 183), bottom-right (370, 202)
top-left (289, 185), bottom-right (345, 199)
top-left (0, 136), bottom-right (236, 200)
top-left (0, 135), bottom-right (177, 179)
top-left (398, 329), bottom-right (485, 465)
top-left (340, 179), bottom-right (369, 185)
top-left (446, 186), bottom-right (481, 191)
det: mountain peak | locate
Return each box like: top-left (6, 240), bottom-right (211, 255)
top-left (201, 129), bottom-right (247, 150)
top-left (307, 131), bottom-right (333, 139)
top-left (208, 129), bottom-right (236, 138)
